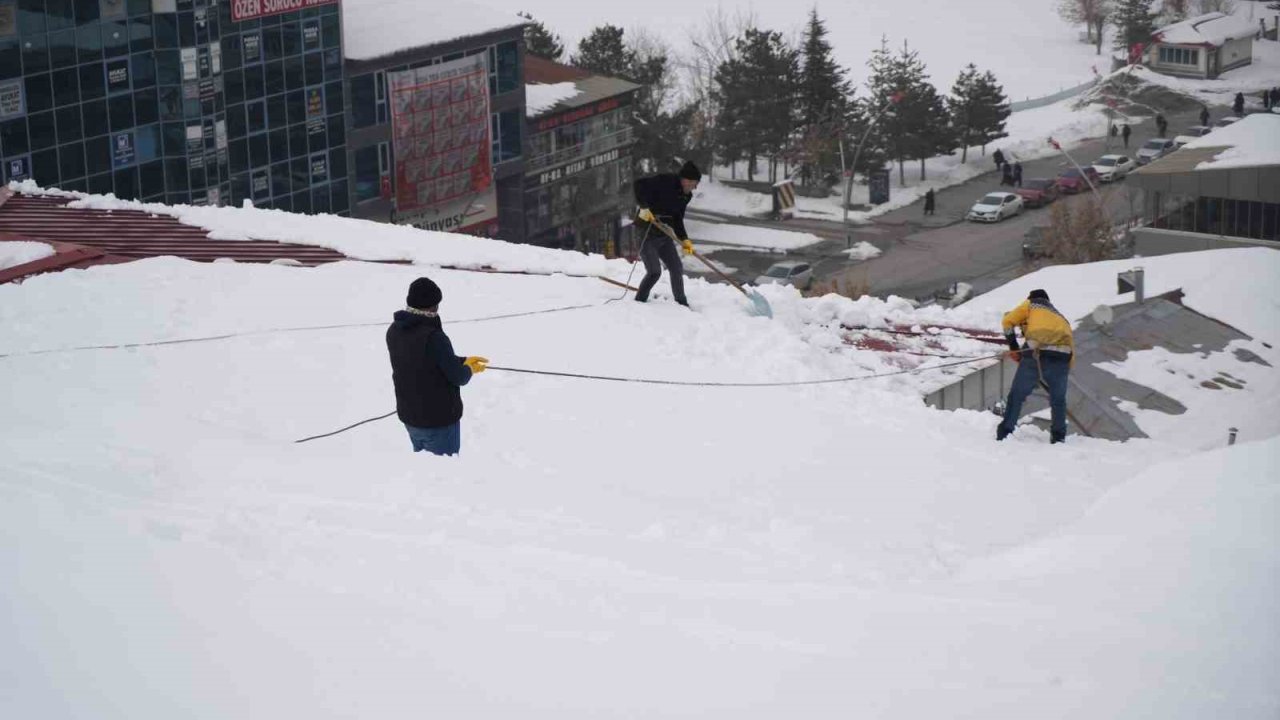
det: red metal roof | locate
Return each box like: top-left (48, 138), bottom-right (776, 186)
top-left (525, 55), bottom-right (593, 84)
top-left (0, 190), bottom-right (349, 270)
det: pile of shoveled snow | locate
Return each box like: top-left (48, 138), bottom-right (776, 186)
top-left (0, 241), bottom-right (54, 271)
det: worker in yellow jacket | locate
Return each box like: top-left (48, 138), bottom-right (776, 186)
top-left (997, 289), bottom-right (1074, 444)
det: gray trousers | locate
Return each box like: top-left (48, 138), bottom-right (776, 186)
top-left (634, 232), bottom-right (687, 305)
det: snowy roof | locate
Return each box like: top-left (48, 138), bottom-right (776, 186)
top-left (1153, 12), bottom-right (1256, 47)
top-left (341, 0), bottom-right (526, 61)
top-left (523, 56), bottom-right (641, 119)
top-left (1179, 113), bottom-right (1280, 170)
top-left (526, 83), bottom-right (582, 117)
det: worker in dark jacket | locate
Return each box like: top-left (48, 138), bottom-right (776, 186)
top-left (633, 160), bottom-right (701, 306)
top-left (386, 277), bottom-right (487, 456)
top-left (997, 289), bottom-right (1075, 444)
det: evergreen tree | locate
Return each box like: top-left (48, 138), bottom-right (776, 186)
top-left (867, 39), bottom-right (950, 186)
top-left (1112, 0), bottom-right (1156, 53)
top-left (520, 13), bottom-right (564, 61)
top-left (713, 28), bottom-right (799, 182)
top-left (571, 25), bottom-right (630, 78)
top-left (797, 9), bottom-right (854, 186)
top-left (949, 65), bottom-right (1009, 162)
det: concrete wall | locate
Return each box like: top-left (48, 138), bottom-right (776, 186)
top-left (1219, 36), bottom-right (1254, 74)
top-left (923, 359), bottom-right (1015, 413)
top-left (1134, 227), bottom-right (1278, 256)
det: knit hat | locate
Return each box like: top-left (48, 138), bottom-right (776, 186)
top-left (1028, 289), bottom-right (1050, 302)
top-left (407, 277), bottom-right (442, 310)
top-left (678, 160), bottom-right (702, 182)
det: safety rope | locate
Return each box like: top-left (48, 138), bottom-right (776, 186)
top-left (293, 352), bottom-right (1006, 443)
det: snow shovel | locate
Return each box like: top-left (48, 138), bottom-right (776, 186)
top-left (647, 218), bottom-right (773, 318)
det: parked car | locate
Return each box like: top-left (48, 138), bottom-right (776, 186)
top-left (754, 260), bottom-right (813, 290)
top-left (1173, 125), bottom-right (1213, 148)
top-left (1136, 138), bottom-right (1176, 165)
top-left (1090, 154), bottom-right (1135, 182)
top-left (1056, 167), bottom-right (1101, 194)
top-left (1214, 116), bottom-right (1240, 128)
top-left (1022, 226), bottom-right (1049, 260)
top-left (966, 192), bottom-right (1024, 223)
top-left (1014, 178), bottom-right (1061, 208)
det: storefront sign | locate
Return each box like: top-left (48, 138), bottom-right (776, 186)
top-left (534, 148), bottom-right (621, 187)
top-left (387, 54), bottom-right (493, 227)
top-left (242, 33), bottom-right (261, 63)
top-left (181, 48), bottom-right (198, 81)
top-left (302, 20), bottom-right (321, 50)
top-left (5, 155), bottom-right (29, 182)
top-left (0, 79), bottom-right (25, 119)
top-left (231, 0), bottom-right (339, 23)
top-left (533, 96), bottom-right (625, 133)
top-left (251, 168), bottom-right (269, 198)
top-left (112, 131), bottom-right (135, 168)
top-left (309, 152), bottom-right (327, 182)
top-left (106, 58), bottom-right (130, 93)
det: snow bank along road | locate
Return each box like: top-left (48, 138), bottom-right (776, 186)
top-left (2, 249), bottom-right (1277, 718)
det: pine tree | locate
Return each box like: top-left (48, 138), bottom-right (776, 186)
top-left (714, 28), bottom-right (799, 182)
top-left (971, 70), bottom-right (1010, 156)
top-left (520, 13), bottom-right (564, 61)
top-left (1112, 0), bottom-right (1156, 53)
top-left (862, 37), bottom-right (900, 180)
top-left (571, 25), bottom-right (630, 78)
top-left (796, 9), bottom-right (854, 186)
top-left (868, 39), bottom-right (949, 186)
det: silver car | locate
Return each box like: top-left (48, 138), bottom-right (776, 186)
top-left (1136, 138), bottom-right (1175, 165)
top-left (754, 260), bottom-right (814, 290)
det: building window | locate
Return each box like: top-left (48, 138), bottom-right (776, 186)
top-left (353, 141), bottom-right (387, 202)
top-left (1158, 46), bottom-right (1199, 66)
top-left (491, 109), bottom-right (521, 165)
top-left (489, 41), bottom-right (519, 95)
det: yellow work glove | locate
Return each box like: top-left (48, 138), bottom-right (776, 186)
top-left (637, 208), bottom-right (655, 223)
top-left (463, 356), bottom-right (489, 374)
top-left (682, 239), bottom-right (694, 255)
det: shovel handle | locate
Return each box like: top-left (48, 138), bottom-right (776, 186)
top-left (646, 217), bottom-right (753, 299)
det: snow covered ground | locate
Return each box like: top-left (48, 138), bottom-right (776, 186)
top-left (0, 240), bottom-right (54, 271)
top-left (698, 93), bottom-right (1111, 221)
top-left (2, 192), bottom-right (1277, 716)
top-left (685, 218), bottom-right (824, 252)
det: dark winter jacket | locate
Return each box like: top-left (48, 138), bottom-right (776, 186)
top-left (992, 150), bottom-right (1006, 167)
top-left (386, 310), bottom-right (472, 429)
top-left (634, 173), bottom-right (693, 240)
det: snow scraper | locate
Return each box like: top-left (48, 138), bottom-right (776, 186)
top-left (648, 218), bottom-right (773, 318)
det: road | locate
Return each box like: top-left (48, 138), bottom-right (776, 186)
top-left (686, 106), bottom-right (1207, 302)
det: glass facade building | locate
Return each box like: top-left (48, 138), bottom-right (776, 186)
top-left (0, 0), bottom-right (346, 214)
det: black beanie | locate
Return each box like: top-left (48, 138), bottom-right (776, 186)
top-left (1028, 288), bottom-right (1049, 302)
top-left (407, 277), bottom-right (442, 309)
top-left (679, 161), bottom-right (702, 182)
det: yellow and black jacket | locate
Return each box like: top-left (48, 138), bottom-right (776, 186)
top-left (1002, 299), bottom-right (1074, 362)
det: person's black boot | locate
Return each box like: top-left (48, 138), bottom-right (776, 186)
top-left (996, 425), bottom-right (1012, 441)
top-left (1050, 430), bottom-right (1066, 444)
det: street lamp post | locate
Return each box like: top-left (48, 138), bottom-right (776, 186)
top-left (842, 93), bottom-right (901, 226)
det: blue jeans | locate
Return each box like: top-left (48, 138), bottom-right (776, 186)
top-left (1000, 352), bottom-right (1070, 438)
top-left (405, 422), bottom-right (461, 456)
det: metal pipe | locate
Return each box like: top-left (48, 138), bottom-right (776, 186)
top-left (842, 97), bottom-right (899, 225)
top-left (1133, 266), bottom-right (1144, 304)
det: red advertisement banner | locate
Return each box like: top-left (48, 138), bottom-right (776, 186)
top-left (387, 55), bottom-right (494, 228)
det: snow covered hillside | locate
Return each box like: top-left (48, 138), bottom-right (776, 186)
top-left (2, 197), bottom-right (1277, 716)
top-left (516, 0), bottom-right (1107, 100)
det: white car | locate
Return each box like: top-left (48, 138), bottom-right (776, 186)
top-left (966, 192), bottom-right (1024, 223)
top-left (1091, 154), bottom-right (1135, 182)
top-left (1136, 138), bottom-right (1176, 165)
top-left (1173, 126), bottom-right (1212, 148)
top-left (754, 260), bottom-right (814, 290)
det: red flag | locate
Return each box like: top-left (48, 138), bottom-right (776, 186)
top-left (1048, 137), bottom-right (1061, 151)
top-left (890, 91), bottom-right (905, 104)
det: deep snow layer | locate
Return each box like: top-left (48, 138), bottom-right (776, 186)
top-left (2, 252), bottom-right (1277, 718)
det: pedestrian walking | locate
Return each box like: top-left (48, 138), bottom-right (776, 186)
top-left (386, 277), bottom-right (488, 456)
top-left (1199, 105), bottom-right (1210, 127)
top-left (996, 289), bottom-right (1075, 444)
top-left (1263, 89), bottom-right (1272, 111)
top-left (1121, 123), bottom-right (1131, 148)
top-left (1012, 161), bottom-right (1023, 188)
top-left (1271, 87), bottom-right (1279, 110)
top-left (1107, 122), bottom-right (1118, 148)
top-left (992, 148), bottom-right (1006, 172)
top-left (1155, 113), bottom-right (1167, 137)
top-left (923, 188), bottom-right (935, 216)
top-left (633, 161), bottom-right (700, 307)
top-left (1001, 162), bottom-right (1014, 187)
top-left (1233, 92), bottom-right (1245, 116)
